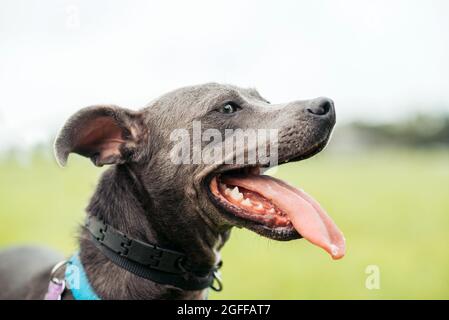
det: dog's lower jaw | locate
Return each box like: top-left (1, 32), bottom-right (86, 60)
top-left (78, 165), bottom-right (225, 300)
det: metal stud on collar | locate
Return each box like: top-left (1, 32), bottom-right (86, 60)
top-left (210, 269), bottom-right (223, 292)
top-left (44, 260), bottom-right (68, 300)
top-left (209, 260), bottom-right (223, 292)
top-left (49, 260), bottom-right (68, 283)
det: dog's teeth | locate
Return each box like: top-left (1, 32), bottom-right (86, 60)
top-left (267, 208), bottom-right (275, 214)
top-left (230, 187), bottom-right (243, 201)
top-left (241, 198), bottom-right (252, 206)
top-left (255, 203), bottom-right (263, 210)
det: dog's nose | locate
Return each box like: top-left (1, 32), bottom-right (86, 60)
top-left (306, 97), bottom-right (334, 117)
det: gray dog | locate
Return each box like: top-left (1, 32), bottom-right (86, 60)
top-left (0, 83), bottom-right (345, 299)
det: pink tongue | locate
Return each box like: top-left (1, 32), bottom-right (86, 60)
top-left (222, 174), bottom-right (346, 260)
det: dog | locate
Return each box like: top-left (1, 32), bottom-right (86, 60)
top-left (0, 83), bottom-right (344, 299)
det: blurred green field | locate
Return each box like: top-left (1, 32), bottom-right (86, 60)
top-left (1, 149), bottom-right (448, 299)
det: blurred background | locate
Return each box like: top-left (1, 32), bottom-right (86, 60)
top-left (1, 0), bottom-right (448, 299)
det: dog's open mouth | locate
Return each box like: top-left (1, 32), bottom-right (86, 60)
top-left (207, 144), bottom-right (346, 260)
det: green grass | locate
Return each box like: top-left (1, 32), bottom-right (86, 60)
top-left (1, 149), bottom-right (448, 299)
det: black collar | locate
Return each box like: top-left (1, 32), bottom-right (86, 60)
top-left (85, 215), bottom-right (222, 291)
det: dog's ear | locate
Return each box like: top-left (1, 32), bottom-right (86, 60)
top-left (54, 105), bottom-right (145, 167)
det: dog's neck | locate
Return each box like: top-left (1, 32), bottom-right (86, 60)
top-left (77, 165), bottom-right (226, 299)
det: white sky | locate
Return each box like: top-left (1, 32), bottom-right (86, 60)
top-left (1, 0), bottom-right (449, 150)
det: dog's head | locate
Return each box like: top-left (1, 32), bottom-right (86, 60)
top-left (55, 83), bottom-right (344, 259)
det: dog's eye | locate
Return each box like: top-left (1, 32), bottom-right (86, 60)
top-left (218, 102), bottom-right (241, 114)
